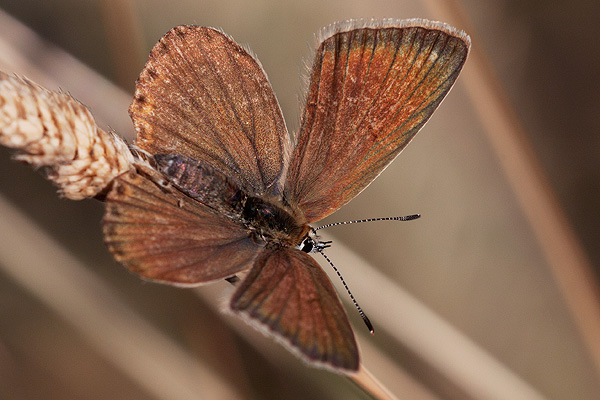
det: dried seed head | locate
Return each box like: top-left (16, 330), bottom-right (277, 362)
top-left (0, 72), bottom-right (134, 199)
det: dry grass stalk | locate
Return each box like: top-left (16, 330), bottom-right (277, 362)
top-left (0, 71), bottom-right (133, 199)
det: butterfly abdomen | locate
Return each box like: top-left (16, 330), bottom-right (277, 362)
top-left (154, 153), bottom-right (246, 217)
top-left (155, 153), bottom-right (309, 247)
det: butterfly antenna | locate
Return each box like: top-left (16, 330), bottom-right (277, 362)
top-left (318, 250), bottom-right (374, 335)
top-left (315, 214), bottom-right (420, 231)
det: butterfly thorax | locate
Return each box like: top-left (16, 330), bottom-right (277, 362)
top-left (155, 154), bottom-right (310, 248)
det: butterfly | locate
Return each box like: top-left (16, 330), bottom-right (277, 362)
top-left (102, 19), bottom-right (470, 372)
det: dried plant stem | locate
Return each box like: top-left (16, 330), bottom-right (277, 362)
top-left (421, 0), bottom-right (600, 380)
top-left (0, 193), bottom-right (244, 400)
top-left (350, 366), bottom-right (399, 400)
top-left (0, 71), bottom-right (133, 199)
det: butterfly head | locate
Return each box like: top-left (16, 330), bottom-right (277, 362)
top-left (297, 229), bottom-right (332, 254)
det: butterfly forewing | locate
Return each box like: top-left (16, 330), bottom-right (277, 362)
top-left (285, 20), bottom-right (470, 222)
top-left (230, 247), bottom-right (359, 371)
top-left (130, 26), bottom-right (291, 196)
top-left (103, 165), bottom-right (261, 286)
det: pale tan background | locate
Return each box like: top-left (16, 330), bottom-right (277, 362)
top-left (0, 0), bottom-right (598, 399)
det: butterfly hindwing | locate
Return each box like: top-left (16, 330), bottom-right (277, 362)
top-left (230, 247), bottom-right (359, 371)
top-left (285, 20), bottom-right (470, 222)
top-left (103, 165), bottom-right (261, 286)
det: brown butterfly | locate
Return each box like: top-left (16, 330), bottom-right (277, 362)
top-left (102, 19), bottom-right (470, 372)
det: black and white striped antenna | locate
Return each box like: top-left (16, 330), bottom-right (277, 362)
top-left (316, 213), bottom-right (420, 334)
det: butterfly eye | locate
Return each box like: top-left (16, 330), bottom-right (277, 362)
top-left (297, 236), bottom-right (315, 253)
top-left (297, 234), bottom-right (332, 253)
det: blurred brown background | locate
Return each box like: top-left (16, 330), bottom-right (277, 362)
top-left (0, 0), bottom-right (598, 399)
